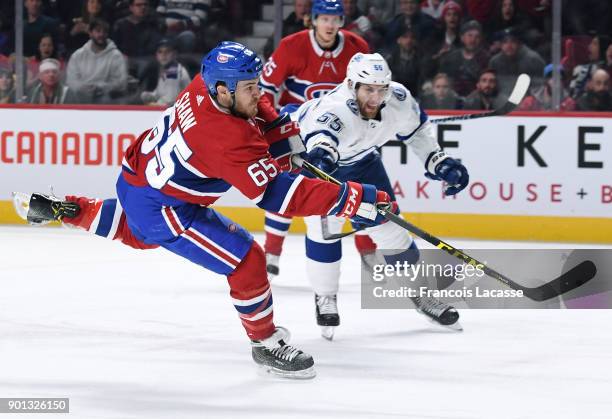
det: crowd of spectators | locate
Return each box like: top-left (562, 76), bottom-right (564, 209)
top-left (0, 0), bottom-right (610, 111)
top-left (0, 0), bottom-right (237, 105)
top-left (264, 0), bottom-right (612, 112)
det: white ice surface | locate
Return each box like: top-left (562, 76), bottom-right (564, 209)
top-left (1, 226), bottom-right (611, 419)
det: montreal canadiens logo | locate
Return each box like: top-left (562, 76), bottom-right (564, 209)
top-left (217, 54), bottom-right (230, 63)
top-left (304, 82), bottom-right (337, 100)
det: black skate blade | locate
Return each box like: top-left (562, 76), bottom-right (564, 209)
top-left (257, 364), bottom-right (316, 380)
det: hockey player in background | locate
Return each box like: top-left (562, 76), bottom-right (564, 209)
top-left (294, 52), bottom-right (470, 339)
top-left (12, 42), bottom-right (394, 379)
top-left (259, 0), bottom-right (378, 281)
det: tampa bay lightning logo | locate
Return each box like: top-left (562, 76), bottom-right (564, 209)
top-left (304, 82), bottom-right (337, 100)
top-left (392, 87), bottom-right (407, 101)
top-left (346, 99), bottom-right (359, 115)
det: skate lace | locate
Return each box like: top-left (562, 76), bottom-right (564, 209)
top-left (414, 297), bottom-right (449, 317)
top-left (316, 295), bottom-right (337, 315)
top-left (270, 344), bottom-right (301, 362)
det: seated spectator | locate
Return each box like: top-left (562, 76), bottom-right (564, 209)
top-left (157, 0), bottom-right (212, 53)
top-left (344, 0), bottom-right (383, 51)
top-left (26, 58), bottom-right (77, 104)
top-left (485, 0), bottom-right (531, 50)
top-left (385, 28), bottom-right (422, 96)
top-left (463, 68), bottom-right (507, 110)
top-left (435, 1), bottom-right (462, 52)
top-left (488, 27), bottom-right (545, 96)
top-left (344, 0), bottom-right (377, 48)
top-left (385, 0), bottom-right (436, 46)
top-left (112, 0), bottom-right (163, 79)
top-left (570, 35), bottom-right (611, 99)
top-left (67, 0), bottom-right (111, 55)
top-left (0, 65), bottom-right (15, 103)
top-left (283, 0), bottom-right (311, 36)
top-left (109, 0), bottom-right (133, 23)
top-left (66, 19), bottom-right (128, 104)
top-left (421, 0), bottom-right (462, 79)
top-left (519, 64), bottom-right (576, 111)
top-left (420, 0), bottom-right (447, 20)
top-left (27, 33), bottom-right (63, 87)
top-left (140, 39), bottom-right (190, 106)
top-left (420, 73), bottom-right (463, 109)
top-left (112, 0), bottom-right (163, 57)
top-left (263, 0), bottom-right (311, 59)
top-left (515, 0), bottom-right (551, 55)
top-left (282, 0), bottom-right (312, 38)
top-left (576, 68), bottom-right (611, 111)
top-left (357, 0), bottom-right (396, 26)
top-left (439, 20), bottom-right (489, 97)
top-left (24, 0), bottom-right (59, 58)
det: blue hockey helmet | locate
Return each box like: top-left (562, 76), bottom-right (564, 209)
top-left (201, 41), bottom-right (263, 96)
top-left (311, 0), bottom-right (344, 19)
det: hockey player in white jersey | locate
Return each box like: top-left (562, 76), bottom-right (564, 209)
top-left (295, 52), bottom-right (470, 338)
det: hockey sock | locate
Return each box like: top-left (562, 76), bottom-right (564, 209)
top-left (227, 242), bottom-right (275, 340)
top-left (64, 196), bottom-right (158, 250)
top-left (354, 233), bottom-right (377, 255)
top-left (264, 212), bottom-right (292, 255)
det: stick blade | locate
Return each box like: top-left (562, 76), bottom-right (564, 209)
top-left (508, 73), bottom-right (531, 105)
top-left (526, 260), bottom-right (597, 302)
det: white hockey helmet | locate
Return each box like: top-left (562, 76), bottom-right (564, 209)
top-left (346, 52), bottom-right (392, 93)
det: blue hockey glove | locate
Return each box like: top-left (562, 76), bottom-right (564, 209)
top-left (305, 136), bottom-right (339, 174)
top-left (425, 151), bottom-right (469, 196)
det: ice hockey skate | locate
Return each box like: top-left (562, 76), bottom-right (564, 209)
top-left (251, 327), bottom-right (315, 379)
top-left (265, 253), bottom-right (280, 280)
top-left (411, 296), bottom-right (462, 331)
top-left (315, 294), bottom-right (340, 340)
top-left (12, 192), bottom-right (80, 225)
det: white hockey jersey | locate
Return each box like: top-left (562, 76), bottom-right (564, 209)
top-left (295, 80), bottom-right (441, 171)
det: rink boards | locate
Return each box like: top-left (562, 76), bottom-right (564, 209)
top-left (0, 104), bottom-right (610, 243)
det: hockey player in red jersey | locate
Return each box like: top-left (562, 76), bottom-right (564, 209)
top-left (259, 0), bottom-right (377, 279)
top-left (260, 0), bottom-right (368, 107)
top-left (12, 41), bottom-right (393, 379)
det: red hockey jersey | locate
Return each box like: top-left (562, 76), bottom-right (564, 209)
top-left (260, 29), bottom-right (369, 107)
top-left (121, 74), bottom-right (341, 216)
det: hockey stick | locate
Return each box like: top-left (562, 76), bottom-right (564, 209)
top-left (321, 215), bottom-right (362, 240)
top-left (321, 218), bottom-right (361, 240)
top-left (431, 74), bottom-right (531, 124)
top-left (293, 155), bottom-right (597, 302)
